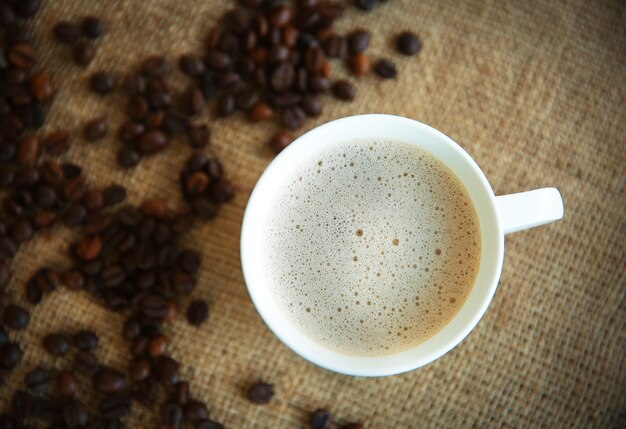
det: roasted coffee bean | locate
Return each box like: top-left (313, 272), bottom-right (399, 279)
top-left (373, 58), bottom-right (398, 79)
top-left (0, 265), bottom-right (10, 289)
top-left (130, 358), bottom-right (150, 381)
top-left (103, 184), bottom-right (127, 206)
top-left (268, 44), bottom-right (290, 64)
top-left (93, 368), bottom-right (126, 393)
top-left (348, 29), bottom-right (371, 54)
top-left (332, 80), bottom-right (356, 100)
top-left (137, 130), bottom-right (169, 154)
top-left (236, 89), bottom-right (260, 111)
top-left (17, 135), bottom-right (39, 165)
top-left (301, 94), bottom-right (322, 117)
top-left (322, 35), bottom-right (348, 58)
top-left (0, 4), bottom-right (16, 26)
top-left (163, 113), bottom-right (190, 135)
top-left (8, 42), bottom-right (37, 69)
top-left (76, 235), bottom-right (102, 260)
top-left (62, 162), bottom-right (83, 178)
top-left (117, 147), bottom-right (141, 168)
top-left (309, 75), bottom-right (330, 93)
top-left (354, 0), bottom-right (378, 11)
top-left (57, 370), bottom-right (78, 397)
top-left (3, 305), bottom-right (29, 330)
top-left (12, 389), bottom-right (33, 420)
top-left (247, 381), bottom-right (274, 404)
top-left (188, 125), bottom-right (211, 149)
top-left (197, 72), bottom-right (216, 99)
top-left (185, 400), bottom-right (209, 422)
top-left (206, 50), bottom-right (231, 70)
top-left (90, 72), bottom-right (117, 95)
top-left (7, 23), bottom-right (33, 44)
top-left (271, 62), bottom-right (295, 91)
top-left (140, 56), bottom-right (167, 76)
top-left (171, 381), bottom-right (189, 405)
top-left (54, 21), bottom-right (81, 44)
top-left (83, 189), bottom-right (105, 211)
top-left (348, 53), bottom-right (370, 76)
top-left (311, 409), bottom-right (333, 429)
top-left (197, 420), bottom-right (225, 429)
top-left (161, 402), bottom-right (183, 426)
top-left (100, 393), bottom-right (131, 420)
top-left (42, 130), bottom-right (71, 155)
top-left (281, 106), bottom-right (306, 129)
top-left (148, 335), bottom-right (169, 357)
top-left (37, 160), bottom-right (64, 185)
top-left (10, 219), bottom-right (33, 242)
top-left (216, 93), bottom-right (235, 117)
top-left (82, 16), bottom-right (103, 39)
top-left (74, 351), bottom-right (99, 375)
top-left (184, 86), bottom-right (206, 115)
top-left (0, 342), bottom-right (22, 368)
top-left (396, 31), bottom-right (421, 56)
top-left (155, 356), bottom-right (180, 386)
top-left (186, 300), bottom-right (209, 327)
top-left (248, 102), bottom-right (273, 121)
top-left (63, 204), bottom-right (87, 227)
top-left (185, 172), bottom-right (209, 197)
top-left (73, 41), bottom-right (96, 66)
top-left (268, 130), bottom-right (292, 153)
top-left (123, 74), bottom-right (147, 95)
top-left (59, 271), bottom-right (83, 291)
top-left (25, 366), bottom-right (52, 391)
top-left (270, 92), bottom-right (301, 107)
top-left (180, 54), bottom-right (205, 76)
top-left (63, 400), bottom-right (88, 428)
top-left (43, 333), bottom-right (70, 356)
top-left (15, 0), bottom-right (41, 18)
top-left (30, 72), bottom-right (55, 102)
top-left (84, 117), bottom-right (108, 141)
top-left (73, 330), bottom-right (98, 351)
top-left (118, 121), bottom-right (145, 143)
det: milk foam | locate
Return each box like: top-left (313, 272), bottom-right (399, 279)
top-left (264, 139), bottom-right (481, 356)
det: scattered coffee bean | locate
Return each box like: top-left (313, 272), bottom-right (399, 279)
top-left (73, 41), bottom-right (96, 65)
top-left (311, 408), bottom-right (333, 429)
top-left (42, 130), bottom-right (71, 155)
top-left (8, 42), bottom-right (37, 69)
top-left (186, 300), bottom-right (209, 327)
top-left (248, 101), bottom-right (274, 121)
top-left (3, 304), bottom-right (29, 330)
top-left (247, 381), bottom-right (274, 404)
top-left (25, 366), bottom-right (52, 391)
top-left (56, 370), bottom-right (78, 397)
top-left (90, 71), bottom-right (117, 95)
top-left (185, 400), bottom-right (209, 421)
top-left (117, 147), bottom-right (140, 168)
top-left (396, 31), bottom-right (421, 56)
top-left (268, 131), bottom-right (292, 153)
top-left (354, 0), bottom-right (379, 11)
top-left (54, 21), bottom-right (81, 44)
top-left (74, 350), bottom-right (99, 375)
top-left (73, 330), bottom-right (98, 351)
top-left (348, 53), bottom-right (371, 76)
top-left (82, 16), bottom-right (103, 39)
top-left (332, 80), bottom-right (356, 101)
top-left (374, 58), bottom-right (398, 79)
top-left (30, 72), bottom-right (55, 102)
top-left (155, 357), bottom-right (180, 386)
top-left (0, 342), bottom-right (22, 368)
top-left (42, 333), bottom-right (70, 356)
top-left (188, 124), bottom-right (210, 148)
top-left (84, 117), bottom-right (108, 141)
top-left (63, 400), bottom-right (88, 428)
top-left (93, 368), bottom-right (126, 394)
top-left (348, 30), bottom-right (371, 54)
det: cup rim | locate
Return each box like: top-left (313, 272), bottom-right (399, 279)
top-left (241, 114), bottom-right (504, 376)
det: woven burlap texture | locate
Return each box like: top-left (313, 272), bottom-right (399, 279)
top-left (1, 0), bottom-right (625, 428)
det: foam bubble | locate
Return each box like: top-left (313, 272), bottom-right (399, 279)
top-left (263, 138), bottom-right (481, 356)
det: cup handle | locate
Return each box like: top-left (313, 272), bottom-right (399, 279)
top-left (495, 188), bottom-right (564, 235)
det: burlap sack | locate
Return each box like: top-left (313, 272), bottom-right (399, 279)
top-left (1, 0), bottom-right (624, 427)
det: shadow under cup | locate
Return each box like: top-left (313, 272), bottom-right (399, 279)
top-left (241, 114), bottom-right (504, 376)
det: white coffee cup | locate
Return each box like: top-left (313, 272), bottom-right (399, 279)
top-left (240, 114), bottom-right (564, 377)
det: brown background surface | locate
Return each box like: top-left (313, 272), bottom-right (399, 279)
top-left (1, 0), bottom-right (625, 428)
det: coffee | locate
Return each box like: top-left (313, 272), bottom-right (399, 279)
top-left (264, 139), bottom-right (481, 356)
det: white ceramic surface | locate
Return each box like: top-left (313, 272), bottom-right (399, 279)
top-left (240, 115), bottom-right (564, 376)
